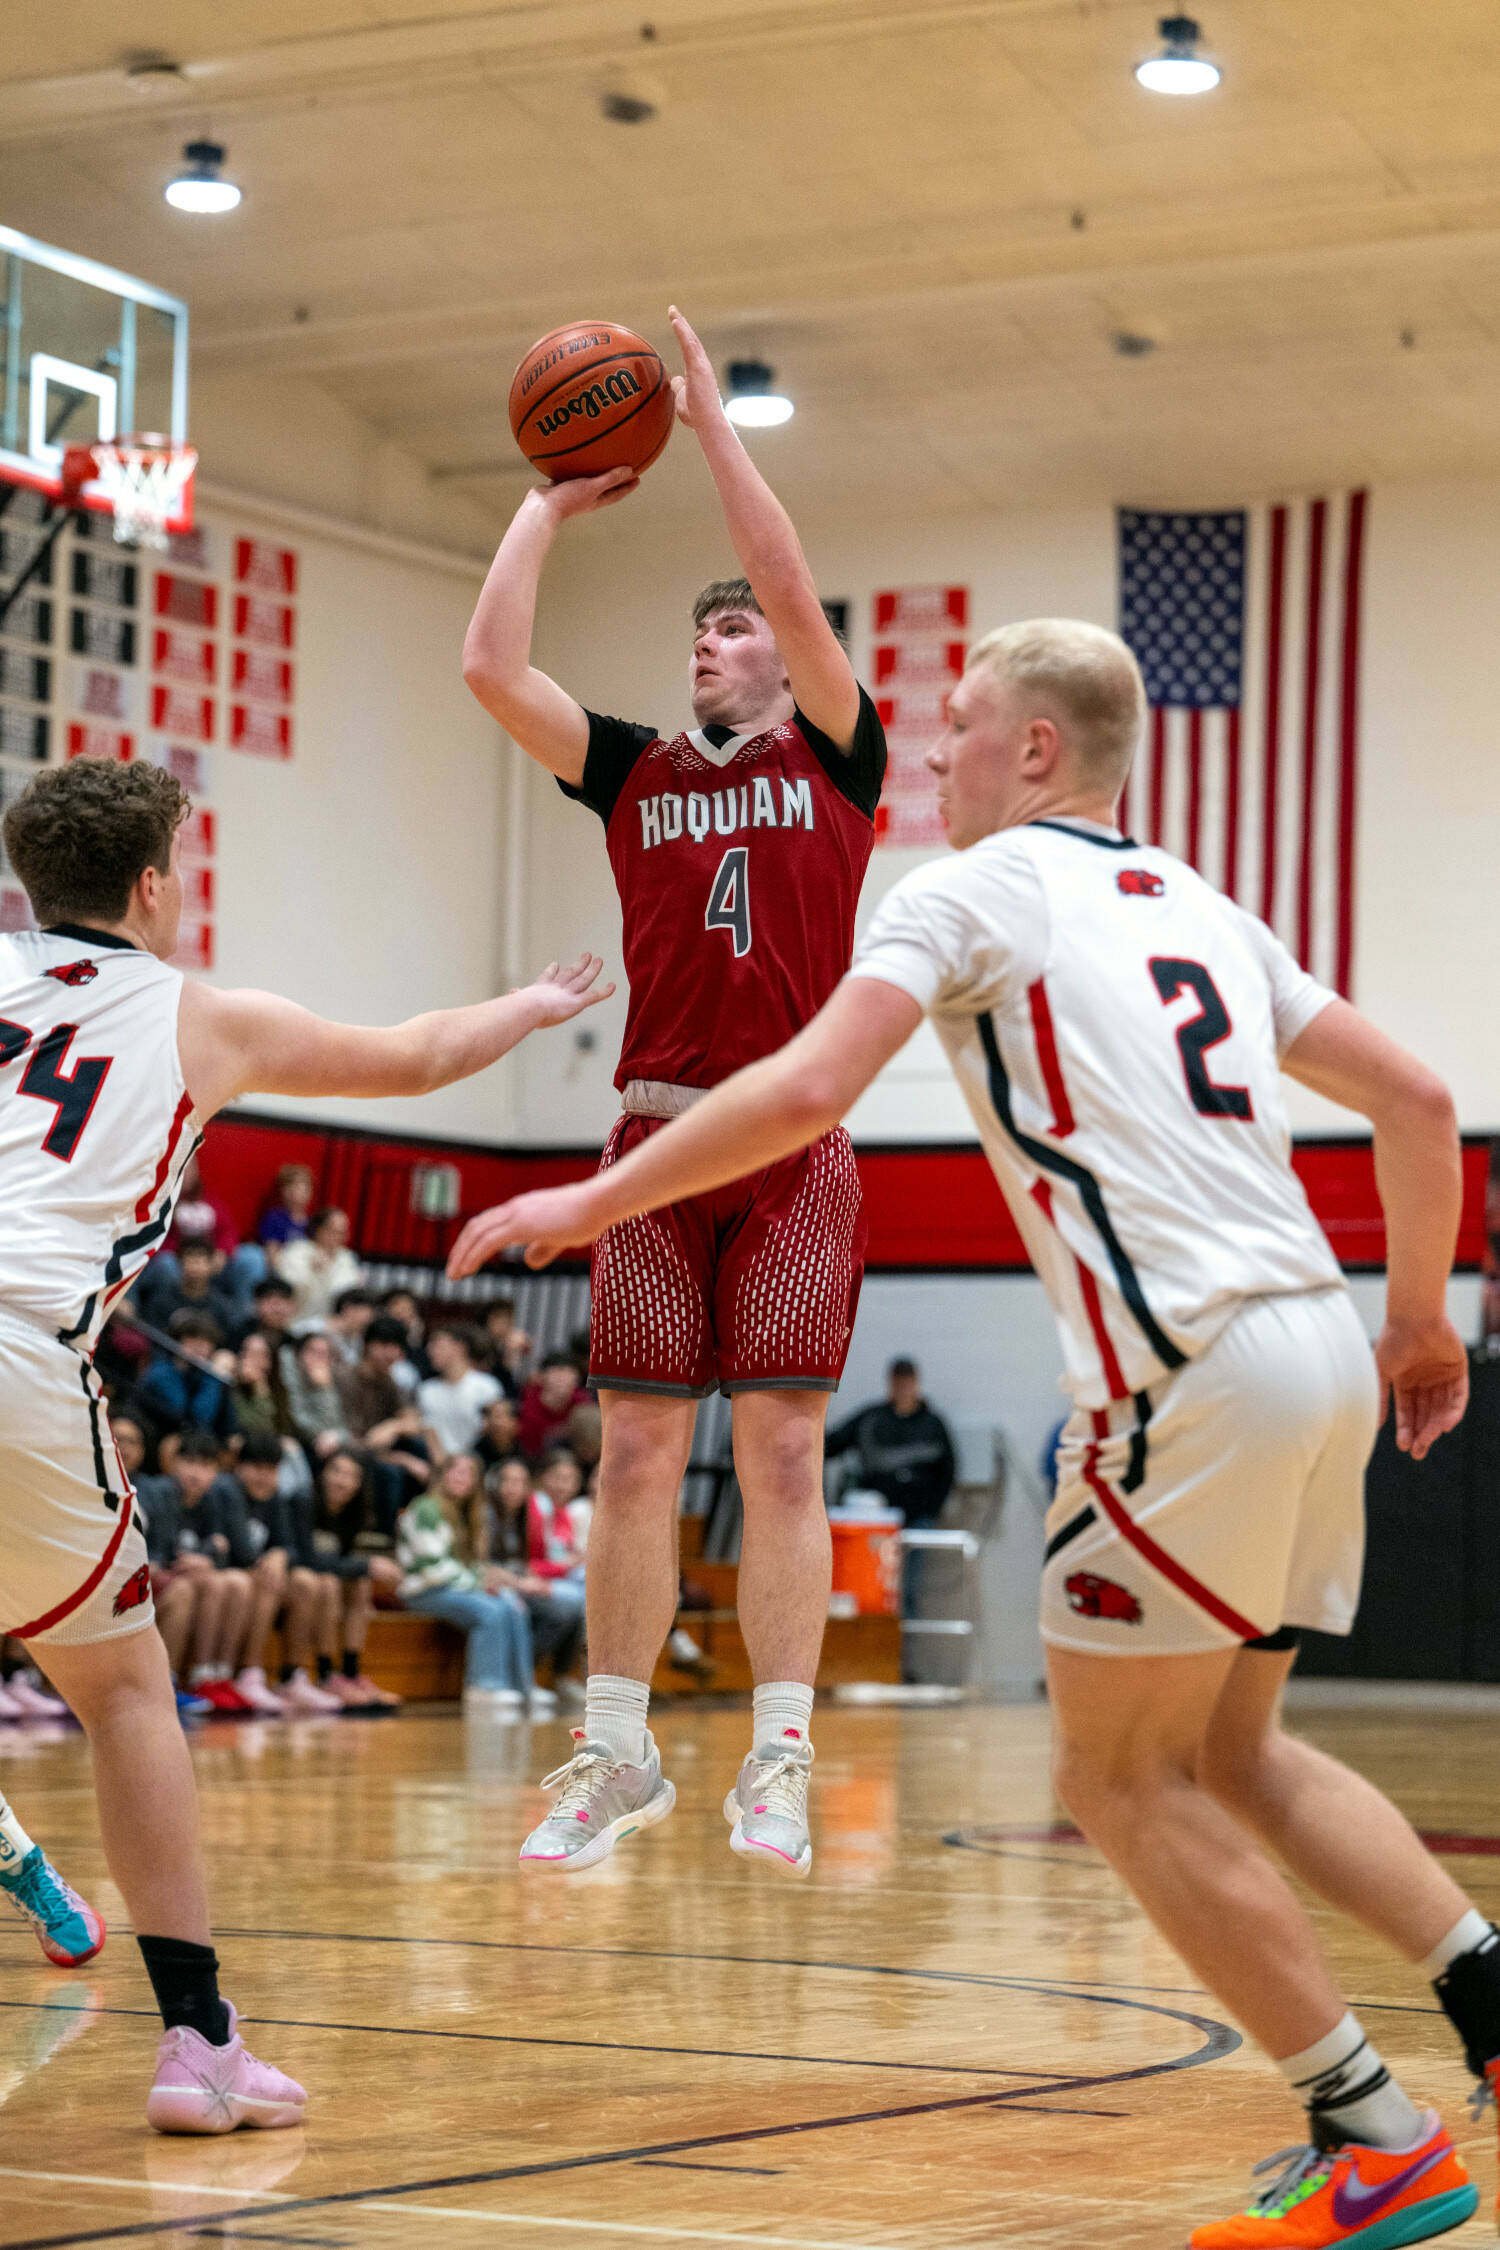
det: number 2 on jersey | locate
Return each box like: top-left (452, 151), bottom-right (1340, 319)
top-left (0, 1017), bottom-right (112, 1161)
top-left (1149, 959), bottom-right (1254, 1121)
top-left (706, 845), bottom-right (752, 959)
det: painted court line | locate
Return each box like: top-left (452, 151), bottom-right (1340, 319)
top-left (360, 2203), bottom-right (911, 2250)
top-left (0, 2168), bottom-right (291, 2201)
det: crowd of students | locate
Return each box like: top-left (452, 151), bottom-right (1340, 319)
top-left (60, 1158), bottom-right (601, 1724)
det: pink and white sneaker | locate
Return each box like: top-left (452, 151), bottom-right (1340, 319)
top-left (6, 1674), bottom-right (69, 1719)
top-left (0, 1681), bottom-right (26, 1721)
top-left (232, 1669), bottom-right (286, 1717)
top-left (146, 2002), bottom-right (306, 2134)
top-left (280, 1670), bottom-right (341, 1715)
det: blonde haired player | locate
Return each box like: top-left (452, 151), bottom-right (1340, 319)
top-left (452, 618), bottom-right (1500, 2248)
top-left (0, 756), bottom-right (609, 2133)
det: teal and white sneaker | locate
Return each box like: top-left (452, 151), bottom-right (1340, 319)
top-left (519, 1729), bottom-right (676, 1872)
top-left (724, 1739), bottom-right (814, 1878)
top-left (0, 1845), bottom-right (105, 1965)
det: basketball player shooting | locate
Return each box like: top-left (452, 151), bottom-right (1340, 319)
top-left (0, 757), bottom-right (610, 2133)
top-left (453, 622), bottom-right (1500, 2248)
top-left (461, 308), bottom-right (886, 1878)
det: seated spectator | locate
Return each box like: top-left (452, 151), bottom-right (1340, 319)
top-left (96, 1299), bottom-right (152, 1398)
top-left (826, 1358), bottom-right (957, 1618)
top-left (303, 1448), bottom-right (402, 1708)
top-left (478, 1297), bottom-right (530, 1397)
top-left (397, 1454), bottom-right (539, 1713)
top-left (284, 1329), bottom-right (352, 1461)
top-left (483, 1455), bottom-right (586, 1695)
top-left (327, 1287), bottom-right (378, 1372)
top-left (133, 1310), bottom-right (238, 1442)
top-left (205, 1432), bottom-right (293, 1714)
top-left (230, 1330), bottom-right (294, 1444)
top-left (562, 1400), bottom-right (602, 1471)
top-left (165, 1152), bottom-right (266, 1317)
top-left (135, 1238), bottom-right (242, 1341)
top-left (140, 1429), bottom-right (253, 1713)
top-left (517, 1351), bottom-right (589, 1462)
top-left (235, 1273), bottom-right (298, 1357)
top-left (257, 1163), bottom-right (315, 1265)
top-left (380, 1288), bottom-right (431, 1388)
top-left (419, 1325), bottom-right (502, 1468)
top-left (475, 1394), bottom-right (523, 1477)
top-left (340, 1316), bottom-right (429, 1529)
top-left (277, 1207), bottom-right (364, 1323)
top-left (535, 1446), bottom-right (591, 1564)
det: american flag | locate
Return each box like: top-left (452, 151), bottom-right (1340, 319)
top-left (1117, 494), bottom-right (1367, 997)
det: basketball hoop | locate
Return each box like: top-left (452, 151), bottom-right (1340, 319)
top-left (88, 433), bottom-right (197, 549)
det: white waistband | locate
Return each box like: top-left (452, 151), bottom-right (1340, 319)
top-left (621, 1080), bottom-right (710, 1120)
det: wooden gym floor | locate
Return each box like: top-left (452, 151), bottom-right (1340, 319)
top-left (1, 1694), bottom-right (1497, 2250)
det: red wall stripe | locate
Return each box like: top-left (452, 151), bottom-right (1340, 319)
top-left (1295, 497), bottom-right (1327, 968)
top-left (1336, 491), bottom-right (1367, 997)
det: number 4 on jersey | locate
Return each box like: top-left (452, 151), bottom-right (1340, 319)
top-left (0, 1017), bottom-right (112, 1161)
top-left (706, 846), bottom-right (752, 959)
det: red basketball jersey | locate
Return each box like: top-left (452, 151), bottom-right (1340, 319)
top-left (563, 693), bottom-right (886, 1090)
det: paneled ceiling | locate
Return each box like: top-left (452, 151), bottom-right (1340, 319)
top-left (4, 0), bottom-right (1499, 532)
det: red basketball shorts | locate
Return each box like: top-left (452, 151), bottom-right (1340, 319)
top-left (588, 1117), bottom-right (867, 1398)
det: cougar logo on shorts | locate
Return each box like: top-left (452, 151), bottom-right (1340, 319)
top-left (1065, 1571), bottom-right (1143, 1624)
top-left (44, 959), bottom-right (99, 987)
top-left (1116, 868), bottom-right (1165, 899)
top-left (112, 1563), bottom-right (151, 1617)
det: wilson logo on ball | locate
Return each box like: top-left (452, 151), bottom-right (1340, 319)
top-left (534, 367), bottom-right (645, 437)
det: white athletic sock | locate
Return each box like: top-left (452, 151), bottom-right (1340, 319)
top-left (752, 1681), bottom-right (815, 1756)
top-left (0, 1793), bottom-right (35, 1874)
top-left (583, 1674), bottom-right (650, 1765)
top-left (1418, 1910), bottom-right (1494, 1981)
top-left (1276, 2011), bottom-right (1425, 2150)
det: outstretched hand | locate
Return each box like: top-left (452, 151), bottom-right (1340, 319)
top-left (447, 1182), bottom-right (607, 1279)
top-left (668, 305), bottom-right (726, 433)
top-left (537, 465), bottom-right (639, 518)
top-left (1375, 1315), bottom-right (1470, 1460)
top-left (521, 953), bottom-right (615, 1027)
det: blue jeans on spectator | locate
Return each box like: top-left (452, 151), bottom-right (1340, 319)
top-left (404, 1583), bottom-right (533, 1693)
top-left (526, 1571), bottom-right (585, 1674)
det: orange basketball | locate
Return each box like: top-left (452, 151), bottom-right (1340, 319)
top-left (509, 321), bottom-right (674, 482)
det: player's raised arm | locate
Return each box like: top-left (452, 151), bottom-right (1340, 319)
top-left (461, 469), bottom-right (638, 782)
top-left (447, 976), bottom-right (922, 1276)
top-left (669, 307), bottom-right (860, 753)
top-left (178, 955), bottom-right (613, 1121)
top-left (1282, 998), bottom-right (1467, 1459)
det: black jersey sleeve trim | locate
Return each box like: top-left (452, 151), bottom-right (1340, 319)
top-left (794, 686), bottom-right (887, 821)
top-left (976, 1012), bottom-right (1186, 1371)
top-left (1026, 819), bottom-right (1139, 852)
top-left (557, 713), bottom-right (660, 826)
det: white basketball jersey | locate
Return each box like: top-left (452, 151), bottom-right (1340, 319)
top-left (851, 819), bottom-right (1344, 1409)
top-left (0, 925), bottom-right (200, 1352)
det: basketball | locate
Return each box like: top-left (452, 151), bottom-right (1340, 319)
top-left (509, 321), bottom-right (674, 482)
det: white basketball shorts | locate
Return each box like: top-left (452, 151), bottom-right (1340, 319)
top-left (0, 1305), bottom-right (154, 1647)
top-left (1041, 1285), bottom-right (1378, 1657)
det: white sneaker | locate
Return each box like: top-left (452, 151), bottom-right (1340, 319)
top-left (520, 1729), bottom-right (675, 1871)
top-left (4, 1677), bottom-right (62, 1718)
top-left (233, 1669), bottom-right (286, 1717)
top-left (281, 1669), bottom-right (342, 1714)
top-left (464, 1687), bottom-right (525, 1715)
top-left (724, 1739), bottom-right (814, 1878)
top-left (0, 1683), bottom-right (23, 1722)
top-left (528, 1688), bottom-right (558, 1717)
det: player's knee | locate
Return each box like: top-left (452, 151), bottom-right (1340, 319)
top-left (1196, 1720), bottom-right (1284, 1809)
top-left (256, 1551), bottom-right (287, 1591)
top-left (738, 1421), bottom-right (825, 1506)
top-left (598, 1424), bottom-right (686, 1504)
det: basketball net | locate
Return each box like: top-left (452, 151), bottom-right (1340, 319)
top-left (88, 435), bottom-right (197, 550)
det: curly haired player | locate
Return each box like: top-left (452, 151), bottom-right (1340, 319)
top-left (453, 620), bottom-right (1500, 2249)
top-left (462, 308), bottom-right (886, 1877)
top-left (0, 756), bottom-right (610, 2131)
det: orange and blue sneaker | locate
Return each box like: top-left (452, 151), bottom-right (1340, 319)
top-left (1188, 2111), bottom-right (1477, 2247)
top-left (0, 1845), bottom-right (105, 1966)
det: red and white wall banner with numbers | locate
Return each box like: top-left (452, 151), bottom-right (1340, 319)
top-left (0, 499), bottom-right (300, 971)
top-left (871, 585), bottom-right (967, 848)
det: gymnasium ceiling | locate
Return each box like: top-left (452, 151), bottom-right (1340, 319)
top-left (3, 0), bottom-right (1500, 536)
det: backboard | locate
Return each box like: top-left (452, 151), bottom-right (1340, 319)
top-left (0, 224), bottom-right (191, 531)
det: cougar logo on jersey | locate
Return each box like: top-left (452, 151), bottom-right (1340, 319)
top-left (44, 960), bottom-right (99, 987)
top-left (637, 776), bottom-right (815, 851)
top-left (112, 1563), bottom-right (151, 1617)
top-left (1117, 869), bottom-right (1165, 899)
top-left (1065, 1571), bottom-right (1143, 1624)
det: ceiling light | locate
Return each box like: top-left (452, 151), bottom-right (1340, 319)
top-left (1135, 15), bottom-right (1221, 94)
top-left (724, 359), bottom-right (794, 429)
top-left (165, 140), bottom-right (241, 214)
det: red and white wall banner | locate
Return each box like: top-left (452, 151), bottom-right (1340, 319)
top-left (871, 585), bottom-right (968, 847)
